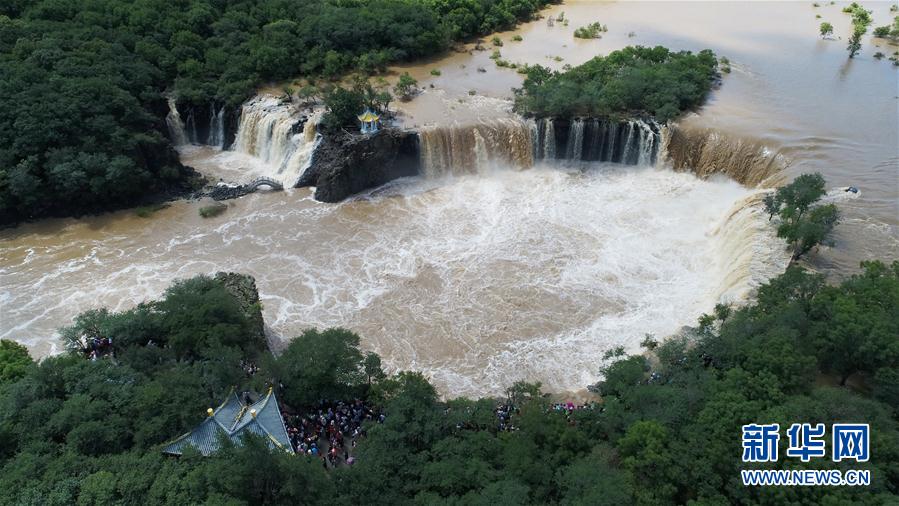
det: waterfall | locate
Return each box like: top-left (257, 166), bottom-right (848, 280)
top-left (207, 106), bottom-right (225, 148)
top-left (711, 192), bottom-right (791, 303)
top-left (542, 118), bottom-right (556, 160)
top-left (565, 119), bottom-right (585, 161)
top-left (186, 111), bottom-right (199, 144)
top-left (636, 121), bottom-right (656, 166)
top-left (233, 96), bottom-right (322, 187)
top-left (661, 123), bottom-right (787, 188)
top-left (600, 121), bottom-right (617, 162)
top-left (533, 117), bottom-right (661, 166)
top-left (420, 117), bottom-right (663, 175)
top-left (619, 121), bottom-right (635, 163)
top-left (419, 119), bottom-right (534, 178)
top-left (165, 98), bottom-right (189, 146)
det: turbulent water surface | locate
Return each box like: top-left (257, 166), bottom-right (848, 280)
top-left (0, 163), bottom-right (786, 396)
top-left (1, 1), bottom-right (896, 397)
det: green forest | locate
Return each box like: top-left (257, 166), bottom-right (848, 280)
top-left (1, 259), bottom-right (896, 505)
top-left (0, 0), bottom-right (554, 225)
top-left (514, 45), bottom-right (719, 121)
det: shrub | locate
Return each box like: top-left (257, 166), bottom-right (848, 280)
top-left (574, 22), bottom-right (604, 39)
top-left (199, 203), bottom-right (227, 218)
top-left (719, 56), bottom-right (732, 73)
top-left (393, 72), bottom-right (418, 100)
top-left (492, 36), bottom-right (503, 46)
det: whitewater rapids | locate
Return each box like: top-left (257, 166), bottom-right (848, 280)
top-left (0, 161), bottom-right (788, 397)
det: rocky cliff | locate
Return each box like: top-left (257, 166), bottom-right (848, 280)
top-left (214, 272), bottom-right (266, 346)
top-left (298, 129), bottom-right (420, 202)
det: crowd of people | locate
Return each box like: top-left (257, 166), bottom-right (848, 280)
top-left (495, 403), bottom-right (519, 432)
top-left (240, 359), bottom-right (258, 377)
top-left (79, 336), bottom-right (114, 361)
top-left (550, 401), bottom-right (598, 424)
top-left (282, 400), bottom-right (383, 468)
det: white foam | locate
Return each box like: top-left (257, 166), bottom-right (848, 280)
top-left (0, 163), bottom-right (786, 396)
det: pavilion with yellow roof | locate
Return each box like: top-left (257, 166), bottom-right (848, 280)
top-left (358, 109), bottom-right (380, 134)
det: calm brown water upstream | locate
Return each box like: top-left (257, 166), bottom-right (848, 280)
top-left (1, 1), bottom-right (896, 397)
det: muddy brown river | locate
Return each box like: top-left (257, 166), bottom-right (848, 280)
top-left (1, 1), bottom-right (896, 397)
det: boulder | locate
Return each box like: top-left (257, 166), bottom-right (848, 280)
top-left (298, 128), bottom-right (420, 202)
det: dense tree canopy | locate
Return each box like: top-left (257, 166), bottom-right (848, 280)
top-left (1, 260), bottom-right (897, 504)
top-left (0, 340), bottom-right (32, 385)
top-left (514, 45), bottom-right (719, 122)
top-left (1, 0), bottom-right (554, 225)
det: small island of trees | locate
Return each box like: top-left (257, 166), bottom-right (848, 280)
top-left (513, 45), bottom-right (719, 122)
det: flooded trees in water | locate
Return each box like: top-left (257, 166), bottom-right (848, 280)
top-left (844, 3), bottom-right (873, 58)
top-left (763, 173), bottom-right (839, 261)
top-left (393, 72), bottom-right (419, 101)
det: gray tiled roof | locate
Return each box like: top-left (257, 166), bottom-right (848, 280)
top-left (162, 388), bottom-right (291, 456)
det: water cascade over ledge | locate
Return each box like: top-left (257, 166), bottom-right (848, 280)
top-left (207, 105), bottom-right (226, 148)
top-left (534, 117), bottom-right (661, 166)
top-left (165, 98), bottom-right (189, 146)
top-left (419, 119), bottom-right (534, 177)
top-left (417, 116), bottom-right (666, 178)
top-left (232, 96), bottom-right (322, 187)
top-left (661, 123), bottom-right (787, 188)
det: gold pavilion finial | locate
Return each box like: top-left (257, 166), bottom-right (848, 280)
top-left (207, 408), bottom-right (214, 417)
top-left (250, 409), bottom-right (257, 418)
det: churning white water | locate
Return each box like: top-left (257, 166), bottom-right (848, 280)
top-left (0, 161), bottom-right (788, 397)
top-left (231, 96), bottom-right (321, 187)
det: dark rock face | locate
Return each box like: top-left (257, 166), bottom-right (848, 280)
top-left (174, 100), bottom-right (238, 149)
top-left (214, 272), bottom-right (266, 345)
top-left (299, 129), bottom-right (421, 202)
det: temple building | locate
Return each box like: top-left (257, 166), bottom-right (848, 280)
top-left (357, 109), bottom-right (380, 134)
top-left (162, 387), bottom-right (291, 456)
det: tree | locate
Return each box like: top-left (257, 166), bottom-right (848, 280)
top-left (819, 21), bottom-right (834, 38)
top-left (778, 203), bottom-right (839, 260)
top-left (322, 86), bottom-right (366, 130)
top-left (297, 85), bottom-right (319, 106)
top-left (393, 72), bottom-right (418, 101)
top-left (764, 173), bottom-right (838, 260)
top-left (811, 260), bottom-right (899, 385)
top-left (764, 173), bottom-right (826, 220)
top-left (845, 4), bottom-right (872, 57)
top-left (617, 421), bottom-right (680, 505)
top-left (0, 340), bottom-right (32, 384)
top-left (273, 328), bottom-right (366, 407)
top-left (847, 25), bottom-right (864, 57)
top-left (363, 351), bottom-right (386, 386)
